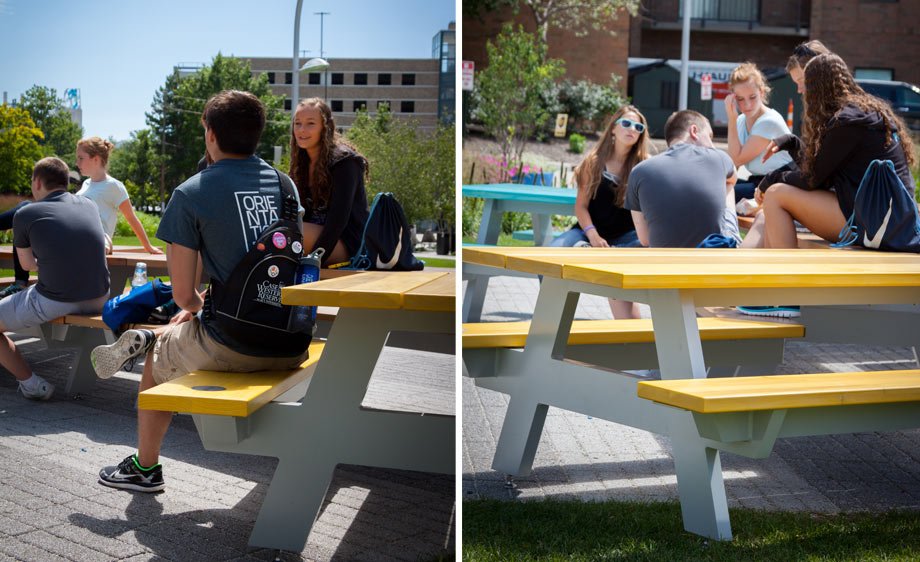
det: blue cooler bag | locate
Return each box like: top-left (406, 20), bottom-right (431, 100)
top-left (102, 279), bottom-right (173, 332)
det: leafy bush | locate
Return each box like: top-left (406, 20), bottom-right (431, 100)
top-left (568, 133), bottom-right (586, 154)
top-left (114, 209), bottom-right (161, 239)
top-left (556, 76), bottom-right (627, 134)
top-left (347, 106), bottom-right (454, 227)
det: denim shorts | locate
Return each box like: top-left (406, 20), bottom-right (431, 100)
top-left (549, 227), bottom-right (642, 248)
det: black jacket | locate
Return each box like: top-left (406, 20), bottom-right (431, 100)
top-left (301, 147), bottom-right (370, 265)
top-left (759, 104), bottom-right (914, 218)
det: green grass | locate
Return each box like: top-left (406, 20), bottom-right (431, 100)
top-left (463, 499), bottom-right (920, 561)
top-left (420, 257), bottom-right (456, 268)
top-left (462, 234), bottom-right (535, 247)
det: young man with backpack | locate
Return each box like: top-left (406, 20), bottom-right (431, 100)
top-left (94, 90), bottom-right (311, 492)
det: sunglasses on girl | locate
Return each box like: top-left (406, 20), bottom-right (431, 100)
top-left (616, 118), bottom-right (646, 134)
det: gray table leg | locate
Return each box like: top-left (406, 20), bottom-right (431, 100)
top-left (44, 325), bottom-right (113, 397)
top-left (463, 274), bottom-right (488, 323)
top-left (477, 200), bottom-right (503, 246)
top-left (490, 278), bottom-right (577, 476)
top-left (195, 307), bottom-right (454, 552)
top-left (648, 289), bottom-right (731, 540)
top-left (532, 213), bottom-right (553, 246)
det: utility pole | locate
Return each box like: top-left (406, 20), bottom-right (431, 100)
top-left (315, 11), bottom-right (330, 100)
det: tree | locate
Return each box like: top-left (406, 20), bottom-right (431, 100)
top-left (17, 85), bottom-right (83, 164)
top-left (145, 54), bottom-right (286, 203)
top-left (0, 105), bottom-right (44, 194)
top-left (520, 0), bottom-right (640, 43)
top-left (108, 128), bottom-right (158, 207)
top-left (347, 105), bottom-right (455, 227)
top-left (472, 24), bottom-right (564, 177)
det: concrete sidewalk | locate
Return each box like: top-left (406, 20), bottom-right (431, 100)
top-left (463, 275), bottom-right (920, 515)
top-left (0, 334), bottom-right (455, 561)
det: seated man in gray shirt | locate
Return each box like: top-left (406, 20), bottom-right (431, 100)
top-left (0, 157), bottom-right (110, 400)
top-left (626, 110), bottom-right (740, 248)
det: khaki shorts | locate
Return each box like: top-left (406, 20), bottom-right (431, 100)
top-left (151, 316), bottom-right (310, 385)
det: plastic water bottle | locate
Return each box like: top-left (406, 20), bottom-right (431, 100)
top-left (131, 262), bottom-right (148, 288)
top-left (289, 248), bottom-right (324, 333)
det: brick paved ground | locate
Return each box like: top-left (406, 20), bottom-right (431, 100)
top-left (0, 333), bottom-right (455, 562)
top-left (463, 275), bottom-right (920, 515)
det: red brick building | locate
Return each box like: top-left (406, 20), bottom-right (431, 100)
top-left (464, 0), bottom-right (920, 89)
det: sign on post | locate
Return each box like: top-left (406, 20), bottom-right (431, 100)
top-left (554, 114), bottom-right (568, 138)
top-left (700, 73), bottom-right (712, 101)
top-left (462, 61), bottom-right (474, 91)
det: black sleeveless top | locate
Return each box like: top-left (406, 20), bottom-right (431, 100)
top-left (579, 171), bottom-right (635, 242)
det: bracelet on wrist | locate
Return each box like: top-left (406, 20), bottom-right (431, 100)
top-left (583, 225), bottom-right (597, 233)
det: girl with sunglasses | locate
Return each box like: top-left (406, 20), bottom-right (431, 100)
top-left (724, 62), bottom-right (794, 204)
top-left (550, 105), bottom-right (650, 319)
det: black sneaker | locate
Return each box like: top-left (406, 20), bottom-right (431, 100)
top-left (91, 329), bottom-right (156, 379)
top-left (99, 455), bottom-right (164, 492)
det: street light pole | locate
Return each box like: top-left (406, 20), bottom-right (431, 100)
top-left (292, 0), bottom-right (304, 111)
top-left (315, 12), bottom-right (330, 101)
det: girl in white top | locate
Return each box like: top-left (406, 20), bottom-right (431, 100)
top-left (75, 137), bottom-right (162, 255)
top-left (724, 63), bottom-right (794, 204)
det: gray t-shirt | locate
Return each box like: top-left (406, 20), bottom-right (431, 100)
top-left (626, 143), bottom-right (739, 248)
top-left (13, 191), bottom-right (110, 302)
top-left (156, 156), bottom-right (302, 352)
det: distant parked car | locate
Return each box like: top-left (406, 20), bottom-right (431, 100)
top-left (857, 79), bottom-right (920, 131)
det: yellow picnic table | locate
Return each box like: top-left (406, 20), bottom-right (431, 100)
top-left (187, 270), bottom-right (455, 551)
top-left (463, 246), bottom-right (920, 540)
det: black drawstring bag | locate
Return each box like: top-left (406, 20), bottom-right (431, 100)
top-left (347, 192), bottom-right (424, 271)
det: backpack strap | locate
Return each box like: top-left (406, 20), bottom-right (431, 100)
top-left (346, 191), bottom-right (386, 270)
top-left (832, 159), bottom-right (882, 248)
top-left (275, 169), bottom-right (300, 223)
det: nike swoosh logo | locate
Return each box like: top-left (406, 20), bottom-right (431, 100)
top-left (375, 228), bottom-right (402, 270)
top-left (864, 197), bottom-right (894, 249)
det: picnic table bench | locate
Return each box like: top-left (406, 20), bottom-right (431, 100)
top-left (138, 271), bottom-right (455, 552)
top-left (637, 370), bottom-right (920, 538)
top-left (463, 245), bottom-right (920, 541)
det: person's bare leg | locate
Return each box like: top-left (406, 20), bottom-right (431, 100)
top-left (0, 328), bottom-right (32, 381)
top-left (610, 299), bottom-right (641, 319)
top-left (762, 184), bottom-right (846, 248)
top-left (136, 349), bottom-right (172, 468)
top-left (302, 223), bottom-right (350, 263)
top-left (740, 211), bottom-right (766, 248)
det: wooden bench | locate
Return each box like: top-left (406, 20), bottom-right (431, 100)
top-left (636, 370), bottom-right (920, 539)
top-left (464, 317), bottom-right (804, 377)
top-left (138, 340), bottom-right (326, 416)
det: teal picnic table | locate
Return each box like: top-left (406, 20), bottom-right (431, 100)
top-left (462, 183), bottom-right (577, 322)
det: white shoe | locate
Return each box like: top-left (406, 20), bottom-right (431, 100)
top-left (19, 377), bottom-right (54, 401)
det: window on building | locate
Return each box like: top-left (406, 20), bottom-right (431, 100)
top-left (377, 100), bottom-right (390, 111)
top-left (354, 73), bottom-right (368, 85)
top-left (402, 73), bottom-right (416, 86)
top-left (400, 101), bottom-right (415, 113)
top-left (308, 73), bottom-right (321, 85)
top-left (284, 99), bottom-right (292, 111)
top-left (267, 72), bottom-right (275, 84)
top-left (285, 72), bottom-right (293, 85)
top-left (353, 100), bottom-right (367, 112)
top-left (378, 73), bottom-right (392, 85)
top-left (331, 100), bottom-right (343, 112)
top-left (331, 73), bottom-right (344, 85)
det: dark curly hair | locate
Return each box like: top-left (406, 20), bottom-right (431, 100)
top-left (288, 97), bottom-right (368, 208)
top-left (801, 53), bottom-right (915, 183)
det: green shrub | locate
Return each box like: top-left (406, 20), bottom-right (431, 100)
top-left (557, 76), bottom-right (627, 134)
top-left (114, 209), bottom-right (161, 239)
top-left (568, 133), bottom-right (586, 154)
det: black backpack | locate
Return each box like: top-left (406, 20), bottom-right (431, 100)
top-left (347, 192), bottom-right (424, 271)
top-left (204, 171), bottom-right (312, 354)
top-left (833, 158), bottom-right (920, 253)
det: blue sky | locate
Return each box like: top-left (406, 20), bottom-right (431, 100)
top-left (0, 0), bottom-right (455, 141)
